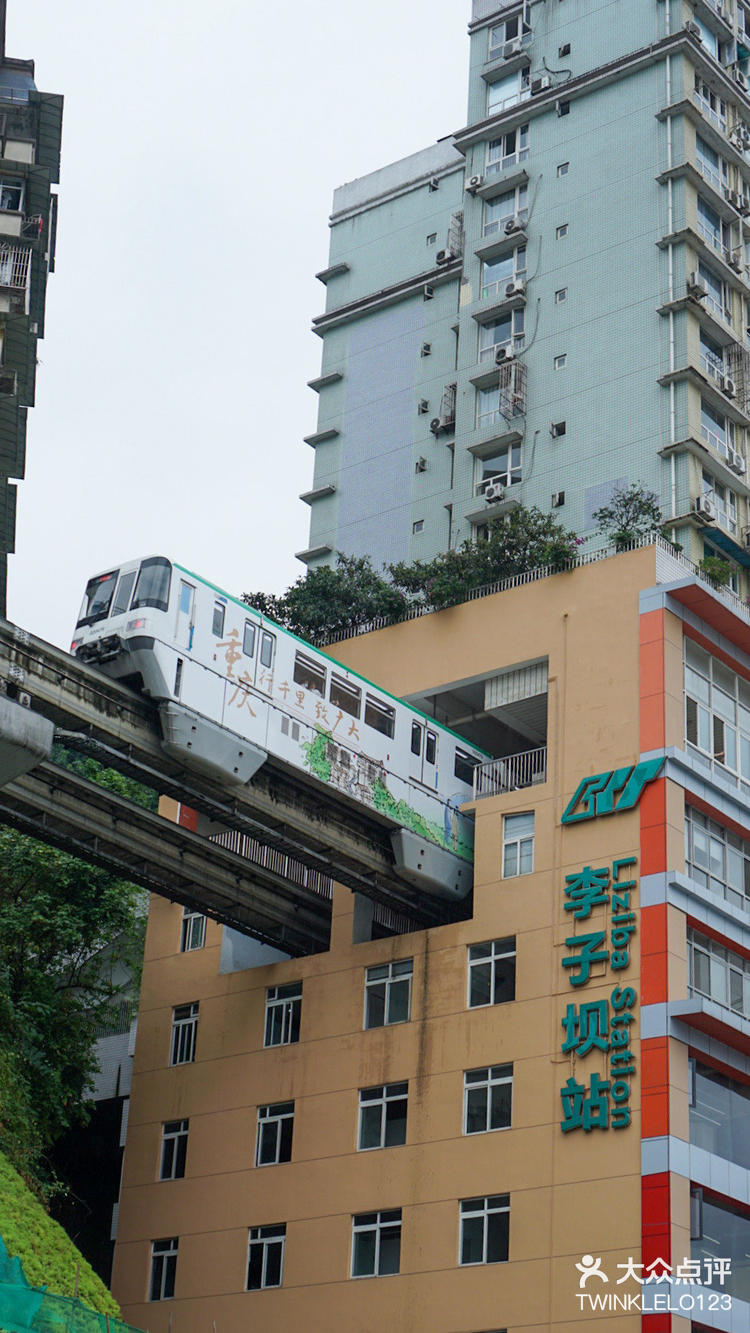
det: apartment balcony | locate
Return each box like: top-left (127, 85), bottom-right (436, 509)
top-left (472, 745), bottom-right (547, 799)
top-left (0, 245), bottom-right (30, 290)
top-left (0, 212), bottom-right (42, 242)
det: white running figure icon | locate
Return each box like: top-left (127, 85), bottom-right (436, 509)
top-left (575, 1255), bottom-right (609, 1289)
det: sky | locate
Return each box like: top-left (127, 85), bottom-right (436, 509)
top-left (6, 0), bottom-right (469, 649)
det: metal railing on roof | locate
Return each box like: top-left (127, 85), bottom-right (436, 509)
top-left (314, 534), bottom-right (750, 648)
top-left (473, 746), bottom-right (547, 800)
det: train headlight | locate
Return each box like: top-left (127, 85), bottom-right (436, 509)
top-left (127, 617), bottom-right (146, 631)
top-left (70, 639), bottom-right (80, 654)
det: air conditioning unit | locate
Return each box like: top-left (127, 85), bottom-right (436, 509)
top-left (722, 374), bottom-right (737, 397)
top-left (466, 174), bottom-right (484, 191)
top-left (504, 215), bottom-right (524, 235)
top-left (429, 417), bottom-right (442, 435)
top-left (503, 38), bottom-right (524, 58)
top-left (726, 187), bottom-right (744, 209)
top-left (495, 346), bottom-right (515, 365)
top-left (505, 278), bottom-right (526, 298)
top-left (729, 250), bottom-right (743, 272)
top-left (730, 449), bottom-right (747, 473)
top-left (550, 421), bottom-right (565, 438)
top-left (684, 20), bottom-right (701, 36)
top-left (735, 68), bottom-right (750, 91)
top-left (531, 74), bottom-right (552, 94)
top-left (687, 271), bottom-right (708, 299)
top-left (436, 248), bottom-right (454, 265)
top-left (484, 481), bottom-right (506, 503)
top-left (694, 495), bottom-right (717, 521)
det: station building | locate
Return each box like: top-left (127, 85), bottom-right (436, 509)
top-left (302, 0), bottom-right (750, 591)
top-left (111, 538), bottom-right (750, 1332)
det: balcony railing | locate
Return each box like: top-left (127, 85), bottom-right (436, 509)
top-left (473, 745), bottom-right (547, 799)
top-left (0, 245), bottom-right (29, 289)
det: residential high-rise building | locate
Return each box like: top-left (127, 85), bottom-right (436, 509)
top-left (112, 536), bottom-right (750, 1330)
top-left (0, 3), bottom-right (61, 613)
top-left (301, 0), bottom-right (750, 588)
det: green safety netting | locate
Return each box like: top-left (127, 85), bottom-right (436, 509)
top-left (0, 1238), bottom-right (142, 1333)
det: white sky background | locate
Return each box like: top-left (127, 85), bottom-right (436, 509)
top-left (5, 0), bottom-right (469, 649)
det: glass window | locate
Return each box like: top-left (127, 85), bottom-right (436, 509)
top-left (410, 721), bottom-right (422, 756)
top-left (132, 557), bottom-right (172, 613)
top-left (170, 1002), bottom-right (198, 1066)
top-left (690, 1059), bottom-right (750, 1171)
top-left (243, 621), bottom-right (256, 657)
top-left (364, 694), bottom-right (395, 738)
top-left (0, 178), bottom-right (23, 211)
top-left (692, 1190), bottom-right (750, 1304)
top-left (264, 983), bottom-right (302, 1047)
top-left (150, 1238), bottom-right (178, 1301)
top-left (502, 812), bottom-right (534, 876)
top-left (486, 124), bottom-right (529, 175)
top-left (76, 570), bottom-right (119, 627)
top-left (488, 14), bottom-right (530, 59)
top-left (464, 1065), bottom-right (513, 1134)
top-left (699, 328), bottom-right (724, 383)
top-left (212, 601), bottom-right (225, 637)
top-left (685, 805), bottom-right (750, 911)
top-left (180, 907), bottom-right (206, 952)
top-left (702, 468), bottom-right (738, 535)
top-left (160, 1121), bottom-right (188, 1181)
top-left (468, 938), bottom-right (516, 1007)
top-left (293, 651), bottom-right (326, 696)
top-left (481, 247), bottom-right (526, 299)
top-left (694, 74), bottom-right (727, 132)
top-left (460, 1196), bottom-right (510, 1265)
top-left (479, 308), bottom-right (525, 362)
top-left (111, 570), bottom-right (137, 618)
top-left (358, 1082), bottom-right (408, 1150)
top-left (247, 1225), bottom-right (285, 1290)
top-left (476, 443), bottom-right (522, 495)
top-left (330, 674), bottom-right (362, 718)
top-left (487, 70), bottom-right (530, 116)
top-left (256, 1102), bottom-right (294, 1166)
top-left (483, 184), bottom-right (527, 237)
top-left (688, 927), bottom-right (750, 1018)
top-left (455, 748), bottom-right (478, 785)
top-left (260, 631), bottom-right (275, 669)
top-left (425, 730), bottom-right (437, 765)
top-left (696, 134), bottom-right (727, 192)
top-left (351, 1210), bottom-right (402, 1278)
top-left (364, 959), bottom-right (413, 1028)
top-left (698, 260), bottom-right (729, 321)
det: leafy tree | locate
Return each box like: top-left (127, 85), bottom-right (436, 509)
top-left (0, 829), bottom-right (145, 1195)
top-left (699, 554), bottom-right (734, 588)
top-left (390, 507), bottom-right (581, 611)
top-left (244, 554), bottom-right (408, 640)
top-left (592, 482), bottom-right (662, 551)
top-left (51, 744), bottom-right (157, 811)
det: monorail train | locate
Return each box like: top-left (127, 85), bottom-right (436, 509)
top-left (71, 556), bottom-right (488, 899)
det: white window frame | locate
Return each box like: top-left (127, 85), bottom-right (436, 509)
top-left (481, 246), bottom-right (527, 300)
top-left (467, 938), bottom-right (516, 1008)
top-left (482, 184), bottom-right (528, 237)
top-left (246, 1225), bottom-right (286, 1290)
top-left (488, 14), bottom-right (531, 60)
top-left (502, 812), bottom-right (534, 877)
top-left (478, 308), bottom-right (525, 363)
top-left (487, 68), bottom-right (530, 116)
top-left (170, 1002), bottom-right (198, 1066)
top-left (255, 1101), bottom-right (294, 1166)
top-left (463, 1065), bottom-right (513, 1134)
top-left (486, 123), bottom-right (529, 176)
top-left (150, 1238), bottom-right (178, 1301)
top-left (160, 1119), bottom-right (189, 1180)
top-left (264, 983), bottom-right (302, 1047)
top-left (688, 927), bottom-right (750, 1017)
top-left (685, 636), bottom-right (750, 782)
top-left (702, 467), bottom-right (738, 534)
top-left (358, 1082), bottom-right (408, 1151)
top-left (685, 804), bottom-right (750, 912)
top-left (694, 74), bottom-right (727, 132)
top-left (364, 959), bottom-right (413, 1029)
top-left (351, 1210), bottom-right (402, 1278)
top-left (459, 1195), bottom-right (510, 1266)
top-left (180, 906), bottom-right (206, 952)
top-left (474, 442), bottom-right (522, 495)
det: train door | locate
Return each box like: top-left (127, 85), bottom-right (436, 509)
top-left (176, 580), bottom-right (196, 652)
top-left (409, 721), bottom-right (439, 786)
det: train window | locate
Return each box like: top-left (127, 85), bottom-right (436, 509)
top-left (260, 631), bottom-right (275, 669)
top-left (131, 557), bottom-right (172, 613)
top-left (410, 722), bottom-right (422, 756)
top-left (243, 621), bottom-right (256, 657)
top-left (212, 601), bottom-right (225, 637)
top-left (426, 731), bottom-right (437, 765)
top-left (455, 749), bottom-right (478, 785)
top-left (365, 695), bottom-right (396, 739)
top-left (111, 570), bottom-right (137, 618)
top-left (294, 651), bottom-right (326, 697)
top-left (76, 570), bottom-right (119, 627)
top-left (330, 674), bottom-right (362, 718)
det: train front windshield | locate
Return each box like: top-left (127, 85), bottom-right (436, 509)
top-left (77, 570), bottom-right (119, 627)
top-left (131, 557), bottom-right (172, 612)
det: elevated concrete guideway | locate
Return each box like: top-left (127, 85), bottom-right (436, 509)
top-left (0, 620), bottom-right (457, 951)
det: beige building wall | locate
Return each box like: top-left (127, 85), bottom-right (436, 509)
top-left (113, 550), bottom-right (660, 1333)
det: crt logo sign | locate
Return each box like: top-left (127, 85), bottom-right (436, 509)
top-left (561, 758), bottom-right (664, 825)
